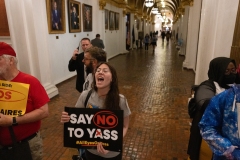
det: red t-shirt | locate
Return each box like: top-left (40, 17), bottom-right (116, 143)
top-left (0, 71), bottom-right (50, 146)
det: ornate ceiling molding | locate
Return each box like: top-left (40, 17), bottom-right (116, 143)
top-left (99, 0), bottom-right (107, 10)
top-left (101, 0), bottom-right (194, 24)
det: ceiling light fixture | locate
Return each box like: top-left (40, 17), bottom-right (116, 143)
top-left (145, 0), bottom-right (154, 8)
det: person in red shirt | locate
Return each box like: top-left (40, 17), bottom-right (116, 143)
top-left (0, 42), bottom-right (49, 159)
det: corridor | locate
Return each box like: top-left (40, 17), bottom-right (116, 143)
top-left (41, 38), bottom-right (195, 160)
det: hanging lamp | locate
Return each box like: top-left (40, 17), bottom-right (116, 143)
top-left (145, 0), bottom-right (154, 8)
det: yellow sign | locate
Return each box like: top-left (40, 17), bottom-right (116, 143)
top-left (0, 80), bottom-right (29, 116)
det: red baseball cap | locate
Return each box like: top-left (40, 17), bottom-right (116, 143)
top-left (0, 42), bottom-right (16, 57)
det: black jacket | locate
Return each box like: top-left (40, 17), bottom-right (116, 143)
top-left (68, 52), bottom-right (85, 92)
top-left (187, 80), bottom-right (216, 160)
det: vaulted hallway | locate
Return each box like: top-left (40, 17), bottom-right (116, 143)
top-left (41, 38), bottom-right (195, 160)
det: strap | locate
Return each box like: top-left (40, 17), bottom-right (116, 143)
top-left (8, 126), bottom-right (17, 144)
top-left (84, 89), bottom-right (92, 108)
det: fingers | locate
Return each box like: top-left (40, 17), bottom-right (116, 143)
top-left (60, 111), bottom-right (70, 123)
top-left (97, 142), bottom-right (109, 155)
top-left (72, 49), bottom-right (79, 59)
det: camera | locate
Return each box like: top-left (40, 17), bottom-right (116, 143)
top-left (75, 54), bottom-right (79, 57)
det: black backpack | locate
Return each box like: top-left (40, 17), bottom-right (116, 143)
top-left (188, 85), bottom-right (199, 118)
top-left (188, 80), bottom-right (216, 118)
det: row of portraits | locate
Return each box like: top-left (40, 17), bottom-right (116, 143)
top-left (46, 0), bottom-right (92, 34)
top-left (105, 10), bottom-right (119, 30)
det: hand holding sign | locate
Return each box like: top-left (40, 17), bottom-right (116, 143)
top-left (0, 80), bottom-right (29, 116)
top-left (61, 111), bottom-right (70, 123)
top-left (0, 113), bottom-right (12, 126)
top-left (97, 142), bottom-right (109, 155)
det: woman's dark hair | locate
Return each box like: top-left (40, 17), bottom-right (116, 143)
top-left (93, 62), bottom-right (120, 110)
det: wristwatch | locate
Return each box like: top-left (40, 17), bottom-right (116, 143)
top-left (12, 117), bottom-right (18, 126)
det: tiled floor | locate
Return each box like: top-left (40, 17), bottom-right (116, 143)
top-left (41, 39), bottom-right (195, 160)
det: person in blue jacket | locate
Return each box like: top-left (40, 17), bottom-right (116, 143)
top-left (199, 84), bottom-right (240, 159)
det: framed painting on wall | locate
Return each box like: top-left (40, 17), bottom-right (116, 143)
top-left (46, 0), bottom-right (66, 34)
top-left (109, 11), bottom-right (115, 30)
top-left (115, 12), bottom-right (119, 30)
top-left (68, 0), bottom-right (81, 32)
top-left (82, 4), bottom-right (92, 32)
top-left (105, 9), bottom-right (108, 30)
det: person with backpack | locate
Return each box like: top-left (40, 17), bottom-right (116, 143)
top-left (61, 62), bottom-right (131, 160)
top-left (187, 57), bottom-right (240, 160)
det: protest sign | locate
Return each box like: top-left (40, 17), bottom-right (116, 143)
top-left (64, 107), bottom-right (123, 152)
top-left (0, 80), bottom-right (29, 116)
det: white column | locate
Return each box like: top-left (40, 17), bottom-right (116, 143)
top-left (5, 0), bottom-right (58, 98)
top-left (182, 0), bottom-right (202, 71)
top-left (120, 11), bottom-right (129, 54)
top-left (178, 6), bottom-right (190, 56)
top-left (195, 0), bottom-right (239, 84)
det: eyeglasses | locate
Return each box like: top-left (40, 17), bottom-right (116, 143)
top-left (225, 68), bottom-right (237, 75)
top-left (83, 58), bottom-right (94, 61)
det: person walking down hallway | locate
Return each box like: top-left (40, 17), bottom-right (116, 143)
top-left (166, 31), bottom-right (171, 43)
top-left (68, 38), bottom-right (92, 93)
top-left (187, 57), bottom-right (240, 160)
top-left (91, 34), bottom-right (105, 49)
top-left (151, 34), bottom-right (158, 52)
top-left (0, 42), bottom-right (49, 159)
top-left (144, 34), bottom-right (150, 51)
top-left (161, 30), bottom-right (166, 42)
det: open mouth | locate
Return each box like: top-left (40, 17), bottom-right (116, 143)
top-left (97, 77), bottom-right (104, 82)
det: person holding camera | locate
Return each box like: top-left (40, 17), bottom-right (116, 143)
top-left (68, 38), bottom-right (92, 93)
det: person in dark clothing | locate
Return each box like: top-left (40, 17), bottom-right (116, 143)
top-left (91, 34), bottom-right (105, 49)
top-left (166, 31), bottom-right (170, 43)
top-left (150, 31), bottom-right (152, 39)
top-left (161, 31), bottom-right (166, 42)
top-left (187, 57), bottom-right (240, 160)
top-left (144, 34), bottom-right (150, 51)
top-left (68, 38), bottom-right (92, 92)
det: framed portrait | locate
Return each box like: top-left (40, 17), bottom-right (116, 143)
top-left (115, 12), bottom-right (119, 30)
top-left (105, 9), bottom-right (109, 30)
top-left (109, 11), bottom-right (115, 30)
top-left (82, 4), bottom-right (92, 32)
top-left (68, 0), bottom-right (81, 33)
top-left (46, 0), bottom-right (66, 34)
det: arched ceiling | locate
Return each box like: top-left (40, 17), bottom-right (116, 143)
top-left (100, 0), bottom-right (193, 23)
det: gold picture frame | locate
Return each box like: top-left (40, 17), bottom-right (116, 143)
top-left (68, 0), bottom-right (81, 33)
top-left (46, 0), bottom-right (66, 34)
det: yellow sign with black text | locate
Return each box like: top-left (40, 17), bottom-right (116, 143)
top-left (0, 80), bottom-right (29, 116)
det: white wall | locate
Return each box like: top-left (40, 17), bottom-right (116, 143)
top-left (173, 0), bottom-right (239, 85)
top-left (3, 0), bottom-right (128, 97)
top-left (182, 0), bottom-right (202, 71)
top-left (178, 7), bottom-right (190, 56)
top-left (195, 0), bottom-right (239, 84)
